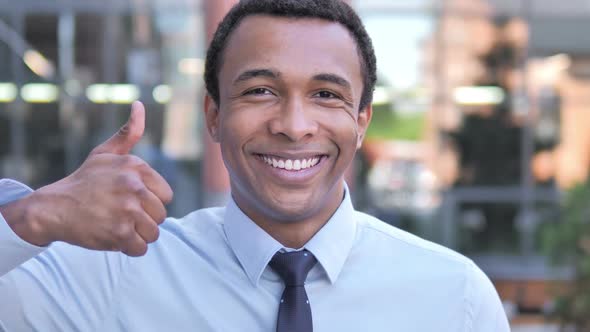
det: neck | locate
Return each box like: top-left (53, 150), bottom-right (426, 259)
top-left (265, 220), bottom-right (325, 249)
top-left (234, 182), bottom-right (345, 249)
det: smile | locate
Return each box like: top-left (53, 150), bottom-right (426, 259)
top-left (255, 154), bottom-right (326, 171)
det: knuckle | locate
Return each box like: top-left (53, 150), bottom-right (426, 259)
top-left (163, 186), bottom-right (174, 204)
top-left (137, 243), bottom-right (148, 256)
top-left (91, 235), bottom-right (119, 252)
top-left (105, 240), bottom-right (121, 252)
top-left (136, 187), bottom-right (150, 198)
top-left (121, 199), bottom-right (139, 214)
top-left (126, 241), bottom-right (148, 257)
top-left (120, 126), bottom-right (142, 145)
top-left (146, 225), bottom-right (160, 243)
top-left (157, 209), bottom-right (167, 224)
top-left (135, 160), bottom-right (151, 173)
top-left (127, 155), bottom-right (145, 168)
top-left (117, 124), bottom-right (130, 137)
top-left (152, 203), bottom-right (167, 223)
top-left (116, 173), bottom-right (138, 188)
top-left (118, 176), bottom-right (147, 198)
top-left (112, 222), bottom-right (134, 241)
top-left (117, 155), bottom-right (142, 168)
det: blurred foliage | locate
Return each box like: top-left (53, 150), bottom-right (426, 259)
top-left (365, 105), bottom-right (425, 141)
top-left (542, 179), bottom-right (590, 330)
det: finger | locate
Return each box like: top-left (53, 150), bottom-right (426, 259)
top-left (138, 188), bottom-right (168, 224)
top-left (134, 214), bottom-right (160, 244)
top-left (121, 232), bottom-right (149, 257)
top-left (139, 166), bottom-right (174, 204)
top-left (91, 100), bottom-right (145, 155)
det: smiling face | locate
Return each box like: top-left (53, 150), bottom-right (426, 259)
top-left (205, 15), bottom-right (372, 229)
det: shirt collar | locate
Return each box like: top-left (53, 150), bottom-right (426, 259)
top-left (223, 183), bottom-right (357, 287)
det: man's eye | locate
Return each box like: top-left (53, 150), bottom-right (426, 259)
top-left (244, 88), bottom-right (272, 96)
top-left (316, 91), bottom-right (339, 99)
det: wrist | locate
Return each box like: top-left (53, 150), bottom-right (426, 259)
top-left (0, 192), bottom-right (54, 246)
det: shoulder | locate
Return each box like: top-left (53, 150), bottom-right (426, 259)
top-left (353, 211), bottom-right (509, 330)
top-left (354, 210), bottom-right (472, 268)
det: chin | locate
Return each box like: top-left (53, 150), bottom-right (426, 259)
top-left (263, 195), bottom-right (319, 223)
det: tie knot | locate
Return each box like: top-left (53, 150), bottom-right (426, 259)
top-left (269, 250), bottom-right (317, 286)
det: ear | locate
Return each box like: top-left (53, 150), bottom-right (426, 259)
top-left (204, 94), bottom-right (221, 142)
top-left (355, 103), bottom-right (373, 149)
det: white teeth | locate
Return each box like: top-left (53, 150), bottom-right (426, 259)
top-left (260, 155), bottom-right (322, 171)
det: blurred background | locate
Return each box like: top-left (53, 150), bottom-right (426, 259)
top-left (1, 0), bottom-right (590, 330)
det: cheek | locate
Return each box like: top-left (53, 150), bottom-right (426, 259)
top-left (218, 114), bottom-right (246, 164)
top-left (218, 108), bottom-right (265, 163)
top-left (220, 107), bottom-right (257, 142)
top-left (317, 111), bottom-right (360, 149)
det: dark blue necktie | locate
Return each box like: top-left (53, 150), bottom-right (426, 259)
top-left (269, 250), bottom-right (317, 332)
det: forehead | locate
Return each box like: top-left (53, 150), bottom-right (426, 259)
top-left (219, 15), bottom-right (363, 89)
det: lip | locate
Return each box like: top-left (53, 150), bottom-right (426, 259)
top-left (253, 150), bottom-right (327, 160)
top-left (252, 153), bottom-right (329, 185)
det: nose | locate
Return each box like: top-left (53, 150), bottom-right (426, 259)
top-left (269, 97), bottom-right (318, 141)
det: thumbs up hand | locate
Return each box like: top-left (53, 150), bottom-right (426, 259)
top-left (91, 100), bottom-right (148, 155)
top-left (3, 101), bottom-right (173, 256)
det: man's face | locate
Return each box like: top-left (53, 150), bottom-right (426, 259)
top-left (205, 15), bottom-right (372, 224)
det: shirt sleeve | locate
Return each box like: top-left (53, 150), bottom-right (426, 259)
top-left (0, 179), bottom-right (47, 276)
top-left (0, 179), bottom-right (128, 331)
top-left (467, 262), bottom-right (511, 332)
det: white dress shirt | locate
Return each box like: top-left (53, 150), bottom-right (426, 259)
top-left (0, 178), bottom-right (509, 331)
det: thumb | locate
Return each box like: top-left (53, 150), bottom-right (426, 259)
top-left (92, 101), bottom-right (145, 155)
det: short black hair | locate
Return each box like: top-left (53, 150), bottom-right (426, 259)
top-left (204, 0), bottom-right (377, 112)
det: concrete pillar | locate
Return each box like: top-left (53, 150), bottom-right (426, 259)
top-left (555, 75), bottom-right (590, 187)
top-left (201, 0), bottom-right (237, 206)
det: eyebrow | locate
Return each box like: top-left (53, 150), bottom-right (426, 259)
top-left (234, 68), bottom-right (280, 85)
top-left (312, 73), bottom-right (352, 90)
top-left (233, 70), bottom-right (352, 92)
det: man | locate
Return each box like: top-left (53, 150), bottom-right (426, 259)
top-left (0, 0), bottom-right (510, 331)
